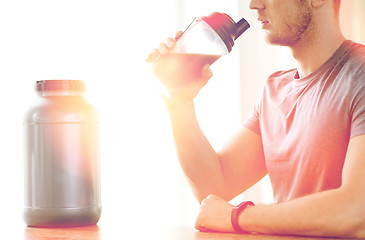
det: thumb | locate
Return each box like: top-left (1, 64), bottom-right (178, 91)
top-left (201, 64), bottom-right (213, 80)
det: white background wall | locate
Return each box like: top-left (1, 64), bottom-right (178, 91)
top-left (0, 0), bottom-right (364, 234)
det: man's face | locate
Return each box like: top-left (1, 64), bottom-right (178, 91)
top-left (250, 0), bottom-right (314, 47)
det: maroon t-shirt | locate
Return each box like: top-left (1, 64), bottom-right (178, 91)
top-left (244, 40), bottom-right (365, 202)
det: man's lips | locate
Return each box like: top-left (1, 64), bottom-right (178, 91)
top-left (258, 18), bottom-right (270, 29)
top-left (258, 18), bottom-right (269, 24)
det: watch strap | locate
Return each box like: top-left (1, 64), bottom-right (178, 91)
top-left (231, 201), bottom-right (255, 233)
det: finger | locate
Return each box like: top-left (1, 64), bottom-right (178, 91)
top-left (159, 42), bottom-right (169, 54)
top-left (194, 217), bottom-right (205, 231)
top-left (201, 65), bottom-right (213, 79)
top-left (175, 31), bottom-right (183, 40)
top-left (197, 226), bottom-right (210, 232)
top-left (195, 219), bottom-right (213, 233)
top-left (166, 37), bottom-right (176, 49)
top-left (146, 48), bottom-right (160, 63)
top-left (199, 64), bottom-right (213, 86)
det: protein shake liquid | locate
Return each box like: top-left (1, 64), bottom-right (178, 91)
top-left (152, 53), bottom-right (221, 87)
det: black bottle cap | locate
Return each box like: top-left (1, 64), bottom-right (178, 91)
top-left (235, 18), bottom-right (250, 40)
top-left (201, 12), bottom-right (250, 52)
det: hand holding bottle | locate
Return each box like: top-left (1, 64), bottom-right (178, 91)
top-left (147, 31), bottom-right (213, 101)
top-left (146, 12), bottom-right (249, 102)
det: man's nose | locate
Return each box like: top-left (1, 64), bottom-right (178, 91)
top-left (249, 0), bottom-right (265, 10)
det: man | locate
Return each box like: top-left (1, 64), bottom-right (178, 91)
top-left (147, 0), bottom-right (365, 238)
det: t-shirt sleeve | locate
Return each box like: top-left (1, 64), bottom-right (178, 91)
top-left (350, 81), bottom-right (365, 138)
top-left (243, 96), bottom-right (262, 136)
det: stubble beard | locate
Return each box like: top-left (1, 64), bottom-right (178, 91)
top-left (265, 3), bottom-right (314, 47)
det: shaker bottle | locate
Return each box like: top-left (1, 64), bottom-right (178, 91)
top-left (23, 80), bottom-right (101, 227)
top-left (152, 12), bottom-right (250, 88)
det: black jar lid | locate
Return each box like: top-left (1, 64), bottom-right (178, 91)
top-left (201, 12), bottom-right (250, 52)
top-left (35, 80), bottom-right (86, 92)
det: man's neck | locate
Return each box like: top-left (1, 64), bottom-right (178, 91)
top-left (290, 17), bottom-right (346, 79)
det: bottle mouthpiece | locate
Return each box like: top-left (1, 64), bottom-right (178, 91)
top-left (235, 18), bottom-right (250, 40)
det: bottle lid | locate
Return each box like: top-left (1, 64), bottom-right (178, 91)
top-left (235, 18), bottom-right (250, 40)
top-left (201, 12), bottom-right (250, 52)
top-left (35, 80), bottom-right (86, 92)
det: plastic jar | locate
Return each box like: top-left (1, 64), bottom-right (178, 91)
top-left (23, 80), bottom-right (101, 227)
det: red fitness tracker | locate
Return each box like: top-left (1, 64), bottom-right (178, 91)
top-left (231, 201), bottom-right (255, 233)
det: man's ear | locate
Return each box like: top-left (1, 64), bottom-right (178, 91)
top-left (311, 0), bottom-right (327, 8)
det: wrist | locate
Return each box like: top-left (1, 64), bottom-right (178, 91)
top-left (163, 93), bottom-right (195, 110)
top-left (231, 201), bottom-right (255, 233)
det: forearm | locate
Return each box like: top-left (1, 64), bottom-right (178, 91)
top-left (240, 187), bottom-right (365, 238)
top-left (165, 97), bottom-right (225, 202)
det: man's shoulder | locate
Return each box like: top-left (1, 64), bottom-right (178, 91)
top-left (342, 41), bottom-right (365, 82)
top-left (349, 40), bottom-right (365, 52)
top-left (346, 40), bottom-right (365, 65)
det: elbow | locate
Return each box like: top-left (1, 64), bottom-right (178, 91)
top-left (317, 212), bottom-right (365, 239)
top-left (335, 188), bottom-right (365, 238)
top-left (344, 216), bottom-right (365, 239)
top-left (339, 221), bottom-right (365, 239)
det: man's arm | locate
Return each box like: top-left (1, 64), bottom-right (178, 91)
top-left (195, 134), bottom-right (365, 238)
top-left (148, 33), bottom-right (267, 203)
top-left (166, 96), bottom-right (267, 202)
